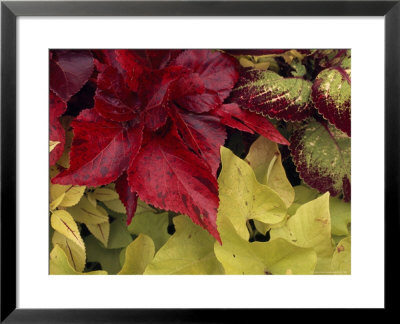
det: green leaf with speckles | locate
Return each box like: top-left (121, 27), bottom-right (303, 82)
top-left (214, 213), bottom-right (317, 274)
top-left (290, 59), bottom-right (307, 77)
top-left (290, 120), bottom-right (351, 201)
top-left (218, 146), bottom-right (287, 240)
top-left (144, 215), bottom-right (224, 274)
top-left (229, 68), bottom-right (313, 121)
top-left (312, 67), bottom-right (351, 136)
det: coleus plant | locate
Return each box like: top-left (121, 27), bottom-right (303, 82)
top-left (227, 49), bottom-right (351, 201)
top-left (50, 49), bottom-right (290, 242)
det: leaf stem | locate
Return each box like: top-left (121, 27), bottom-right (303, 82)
top-left (266, 153), bottom-right (279, 183)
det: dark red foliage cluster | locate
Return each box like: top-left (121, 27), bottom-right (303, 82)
top-left (50, 49), bottom-right (289, 241)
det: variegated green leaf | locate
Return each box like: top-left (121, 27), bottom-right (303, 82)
top-left (290, 120), bottom-right (351, 201)
top-left (312, 67), bottom-right (351, 136)
top-left (230, 68), bottom-right (313, 121)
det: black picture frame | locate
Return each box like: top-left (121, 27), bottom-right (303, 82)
top-left (1, 0), bottom-right (398, 321)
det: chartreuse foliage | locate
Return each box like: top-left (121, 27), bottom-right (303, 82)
top-left (49, 141), bottom-right (350, 275)
top-left (218, 146), bottom-right (287, 240)
top-left (127, 201), bottom-right (170, 252)
top-left (145, 215), bottom-right (224, 274)
top-left (50, 245), bottom-right (107, 275)
top-left (119, 234), bottom-right (155, 274)
top-left (214, 213), bottom-right (317, 274)
top-left (49, 49), bottom-right (350, 275)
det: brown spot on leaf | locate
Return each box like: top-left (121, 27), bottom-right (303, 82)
top-left (315, 217), bottom-right (329, 225)
top-left (337, 245), bottom-right (345, 253)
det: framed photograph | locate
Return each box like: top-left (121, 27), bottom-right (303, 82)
top-left (1, 0), bottom-right (397, 321)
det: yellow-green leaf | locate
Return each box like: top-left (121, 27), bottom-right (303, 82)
top-left (50, 184), bottom-right (85, 209)
top-left (86, 221), bottom-right (110, 247)
top-left (271, 193), bottom-right (334, 273)
top-left (287, 184), bottom-right (320, 216)
top-left (51, 210), bottom-right (84, 249)
top-left (253, 214), bottom-right (289, 237)
top-left (330, 197), bottom-right (351, 236)
top-left (67, 196), bottom-right (108, 224)
top-left (50, 192), bottom-right (65, 211)
top-left (85, 235), bottom-right (122, 274)
top-left (245, 136), bottom-right (294, 207)
top-left (214, 214), bottom-right (316, 274)
top-left (52, 231), bottom-right (86, 272)
top-left (144, 215), bottom-right (224, 274)
top-left (118, 234), bottom-right (155, 275)
top-left (87, 191), bottom-right (97, 207)
top-left (93, 188), bottom-right (119, 202)
top-left (104, 199), bottom-right (126, 214)
top-left (330, 237), bottom-right (351, 274)
top-left (50, 245), bottom-right (107, 275)
top-left (288, 185), bottom-right (351, 236)
top-left (128, 201), bottom-right (170, 251)
top-left (218, 146), bottom-right (287, 240)
top-left (107, 218), bottom-right (133, 249)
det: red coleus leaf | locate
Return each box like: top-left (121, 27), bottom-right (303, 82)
top-left (215, 103), bottom-right (290, 145)
top-left (51, 49), bottom-right (290, 241)
top-left (95, 66), bottom-right (141, 122)
top-left (116, 172), bottom-right (138, 225)
top-left (169, 104), bottom-right (227, 175)
top-left (50, 50), bottom-right (94, 102)
top-left (312, 67), bottom-right (351, 136)
top-left (144, 50), bottom-right (183, 69)
top-left (52, 109), bottom-right (143, 186)
top-left (229, 68), bottom-right (313, 121)
top-left (115, 50), bottom-right (150, 92)
top-left (49, 91), bottom-right (67, 166)
top-left (311, 49), bottom-right (349, 70)
top-left (140, 66), bottom-right (188, 130)
top-left (128, 127), bottom-right (221, 243)
top-left (173, 50), bottom-right (239, 113)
